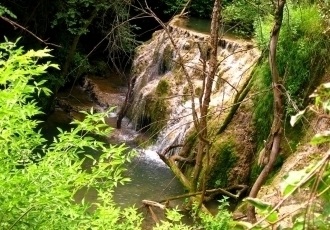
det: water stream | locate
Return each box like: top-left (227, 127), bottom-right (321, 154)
top-left (43, 74), bottom-right (185, 209)
top-left (129, 18), bottom-right (260, 162)
top-left (42, 18), bottom-right (260, 226)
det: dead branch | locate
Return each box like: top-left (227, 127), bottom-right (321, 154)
top-left (158, 152), bottom-right (192, 190)
top-left (148, 206), bottom-right (159, 223)
top-left (1, 16), bottom-right (61, 48)
top-left (142, 200), bottom-right (166, 210)
top-left (179, 0), bottom-right (192, 16)
top-left (155, 184), bottom-right (249, 203)
top-left (170, 155), bottom-right (195, 163)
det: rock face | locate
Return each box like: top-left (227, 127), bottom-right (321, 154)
top-left (127, 17), bottom-right (261, 187)
top-left (56, 75), bottom-right (127, 117)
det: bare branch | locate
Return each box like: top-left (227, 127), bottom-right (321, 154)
top-left (1, 16), bottom-right (61, 48)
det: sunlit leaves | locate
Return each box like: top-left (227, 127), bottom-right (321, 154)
top-left (154, 207), bottom-right (193, 230)
top-left (0, 4), bottom-right (16, 18)
top-left (280, 170), bottom-right (308, 196)
top-left (0, 40), bottom-right (142, 229)
top-left (311, 131), bottom-right (330, 145)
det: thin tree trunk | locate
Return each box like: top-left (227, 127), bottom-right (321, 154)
top-left (117, 75), bottom-right (136, 129)
top-left (247, 0), bottom-right (286, 223)
top-left (179, 0), bottom-right (192, 16)
top-left (191, 0), bottom-right (221, 193)
top-left (141, 2), bottom-right (222, 209)
top-left (61, 9), bottom-right (98, 79)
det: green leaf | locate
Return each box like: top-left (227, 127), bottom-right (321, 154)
top-left (233, 221), bottom-right (253, 229)
top-left (280, 170), bottom-right (307, 196)
top-left (266, 211), bottom-right (278, 224)
top-left (311, 131), bottom-right (330, 145)
top-left (244, 197), bottom-right (273, 211)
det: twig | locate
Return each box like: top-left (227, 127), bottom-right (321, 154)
top-left (9, 206), bottom-right (33, 230)
top-left (1, 16), bottom-right (61, 48)
top-left (143, 200), bottom-right (166, 210)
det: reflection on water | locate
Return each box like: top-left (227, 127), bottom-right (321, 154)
top-left (183, 17), bottom-right (211, 34)
top-left (174, 17), bottom-right (244, 39)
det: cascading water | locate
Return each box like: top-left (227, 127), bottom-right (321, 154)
top-left (46, 74), bottom-right (185, 208)
top-left (129, 17), bottom-right (261, 158)
top-left (48, 17), bottom-right (261, 208)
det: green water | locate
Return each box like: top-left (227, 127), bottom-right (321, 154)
top-left (184, 17), bottom-right (211, 34)
top-left (176, 17), bottom-right (244, 39)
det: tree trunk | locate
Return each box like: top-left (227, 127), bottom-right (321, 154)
top-left (61, 9), bottom-right (98, 79)
top-left (191, 0), bottom-right (221, 193)
top-left (247, 0), bottom-right (286, 223)
top-left (141, 1), bottom-right (222, 209)
top-left (116, 75), bottom-right (136, 129)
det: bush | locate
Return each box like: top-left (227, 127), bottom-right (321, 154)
top-left (255, 4), bottom-right (330, 111)
top-left (0, 39), bottom-right (142, 229)
top-left (161, 0), bottom-right (213, 18)
top-left (223, 0), bottom-right (272, 36)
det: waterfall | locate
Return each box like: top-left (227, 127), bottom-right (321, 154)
top-left (128, 18), bottom-right (261, 157)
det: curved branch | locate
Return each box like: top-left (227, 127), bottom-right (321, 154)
top-left (1, 16), bottom-right (61, 47)
top-left (247, 0), bottom-right (286, 223)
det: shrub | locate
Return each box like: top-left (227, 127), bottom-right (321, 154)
top-left (255, 4), bottom-right (330, 111)
top-left (0, 38), bottom-right (142, 229)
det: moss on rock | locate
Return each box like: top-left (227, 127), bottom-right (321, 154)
top-left (156, 79), bottom-right (170, 96)
top-left (142, 95), bottom-right (169, 137)
top-left (208, 139), bottom-right (238, 188)
top-left (159, 44), bottom-right (173, 75)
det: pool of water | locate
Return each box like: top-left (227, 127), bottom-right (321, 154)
top-left (174, 17), bottom-right (245, 40)
top-left (184, 17), bottom-right (211, 34)
top-left (114, 151), bottom-right (185, 207)
top-left (43, 75), bottom-right (185, 209)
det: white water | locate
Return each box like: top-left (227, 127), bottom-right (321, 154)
top-left (130, 20), bottom-right (261, 156)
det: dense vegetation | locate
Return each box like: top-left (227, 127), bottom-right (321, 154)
top-left (0, 37), bottom-right (235, 229)
top-left (1, 0), bottom-right (330, 229)
top-left (0, 0), bottom-right (137, 101)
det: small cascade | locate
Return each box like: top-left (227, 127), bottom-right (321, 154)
top-left (128, 18), bottom-right (261, 157)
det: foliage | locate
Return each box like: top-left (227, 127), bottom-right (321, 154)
top-left (154, 208), bottom-right (192, 230)
top-left (255, 3), bottom-right (330, 112)
top-left (1, 0), bottom-right (137, 93)
top-left (251, 4), bottom-right (329, 182)
top-left (161, 0), bottom-right (272, 35)
top-left (222, 0), bottom-right (271, 36)
top-left (0, 39), bottom-right (142, 229)
top-left (0, 4), bottom-right (16, 18)
top-left (52, 0), bottom-right (110, 36)
top-left (198, 197), bottom-right (236, 230)
top-left (153, 199), bottom-right (236, 230)
top-left (161, 0), bottom-right (213, 18)
top-left (242, 82), bottom-right (330, 229)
